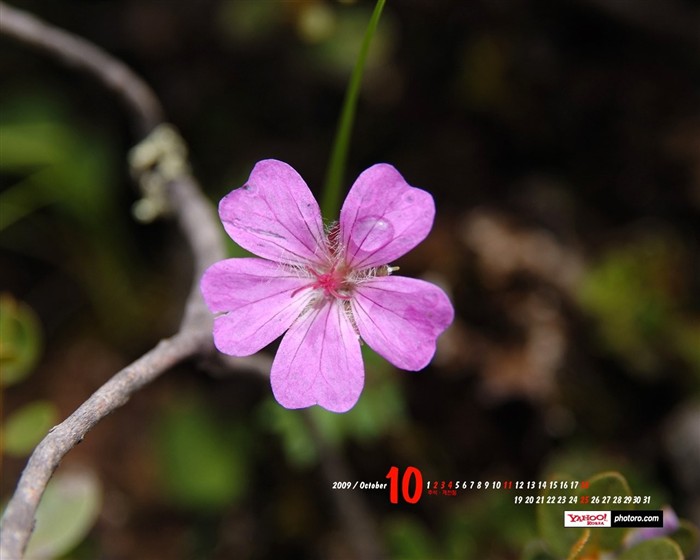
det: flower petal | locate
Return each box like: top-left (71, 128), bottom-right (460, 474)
top-left (340, 164), bottom-right (435, 269)
top-left (351, 276), bottom-right (453, 370)
top-left (220, 160), bottom-right (326, 265)
top-left (201, 258), bottom-right (311, 356)
top-left (271, 300), bottom-right (363, 413)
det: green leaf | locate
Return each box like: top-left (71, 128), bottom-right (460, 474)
top-left (576, 235), bottom-right (686, 375)
top-left (537, 475), bottom-right (586, 558)
top-left (674, 321), bottom-right (700, 376)
top-left (385, 516), bottom-right (439, 560)
top-left (24, 468), bottom-right (102, 560)
top-left (618, 537), bottom-right (684, 560)
top-left (0, 94), bottom-right (152, 344)
top-left (340, 371), bottom-right (406, 441)
top-left (537, 471), bottom-right (633, 557)
top-left (258, 399), bottom-right (319, 468)
top-left (2, 400), bottom-right (58, 457)
top-left (585, 471), bottom-right (634, 551)
top-left (0, 294), bottom-right (42, 387)
top-left (0, 175), bottom-right (63, 231)
top-left (0, 119), bottom-right (75, 230)
top-left (0, 117), bottom-right (112, 231)
top-left (155, 397), bottom-right (249, 511)
top-left (303, 6), bottom-right (394, 77)
top-left (307, 350), bottom-right (405, 444)
top-left (670, 519), bottom-right (700, 557)
top-left (442, 491), bottom-right (534, 558)
top-left (259, 351), bottom-right (405, 468)
top-left (521, 540), bottom-right (560, 560)
top-left (0, 122), bottom-right (72, 169)
top-left (216, 0), bottom-right (282, 45)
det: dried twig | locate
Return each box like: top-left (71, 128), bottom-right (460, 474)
top-left (0, 3), bottom-right (226, 558)
top-left (0, 331), bottom-right (211, 558)
top-left (0, 4), bottom-right (378, 560)
top-left (0, 1), bottom-right (162, 136)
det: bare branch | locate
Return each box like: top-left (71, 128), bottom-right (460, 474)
top-left (0, 3), bottom-right (227, 558)
top-left (0, 1), bottom-right (163, 136)
top-left (169, 176), bottom-right (226, 308)
top-left (0, 329), bottom-right (212, 558)
top-left (0, 5), bottom-right (380, 560)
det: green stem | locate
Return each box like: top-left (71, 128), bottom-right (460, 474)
top-left (320, 0), bottom-right (386, 220)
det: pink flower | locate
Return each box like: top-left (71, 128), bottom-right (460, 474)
top-left (201, 159), bottom-right (454, 412)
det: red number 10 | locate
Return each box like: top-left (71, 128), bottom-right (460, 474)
top-left (386, 466), bottom-right (423, 504)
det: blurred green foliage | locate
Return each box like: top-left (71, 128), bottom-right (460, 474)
top-left (530, 470), bottom-right (697, 560)
top-left (671, 521), bottom-right (700, 559)
top-left (384, 489), bottom-right (537, 559)
top-left (217, 1), bottom-right (394, 79)
top-left (0, 96), bottom-right (118, 228)
top-left (2, 399), bottom-right (58, 457)
top-left (154, 394), bottom-right (250, 512)
top-left (543, 446), bottom-right (670, 514)
top-left (578, 234), bottom-right (700, 377)
top-left (384, 516), bottom-right (438, 560)
top-left (24, 469), bottom-right (102, 560)
top-left (0, 293), bottom-right (42, 386)
top-left (538, 472), bottom-right (632, 556)
top-left (216, 0), bottom-right (284, 46)
top-left (0, 95), bottom-right (157, 344)
top-left (2, 0), bottom-right (699, 558)
top-left (259, 346), bottom-right (405, 468)
top-left (617, 538), bottom-right (684, 560)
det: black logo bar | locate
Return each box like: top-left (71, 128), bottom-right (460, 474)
top-left (611, 510), bottom-right (663, 528)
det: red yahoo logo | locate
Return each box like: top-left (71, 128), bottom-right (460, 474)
top-left (567, 513), bottom-right (608, 522)
top-left (564, 511), bottom-right (611, 527)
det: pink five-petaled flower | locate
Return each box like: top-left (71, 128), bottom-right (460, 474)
top-left (200, 159), bottom-right (454, 413)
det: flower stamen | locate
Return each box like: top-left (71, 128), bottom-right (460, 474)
top-left (309, 265), bottom-right (352, 300)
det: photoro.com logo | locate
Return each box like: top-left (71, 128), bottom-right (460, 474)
top-left (564, 510), bottom-right (663, 528)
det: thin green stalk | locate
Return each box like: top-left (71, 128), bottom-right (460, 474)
top-left (320, 0), bottom-right (386, 220)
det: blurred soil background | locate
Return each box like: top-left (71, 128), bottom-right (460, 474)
top-left (1, 1), bottom-right (699, 559)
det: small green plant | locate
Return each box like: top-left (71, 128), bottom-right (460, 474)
top-left (525, 471), bottom-right (698, 560)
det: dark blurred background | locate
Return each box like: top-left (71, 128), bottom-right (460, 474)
top-left (2, 1), bottom-right (699, 559)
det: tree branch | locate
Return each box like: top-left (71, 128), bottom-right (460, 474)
top-left (0, 1), bottom-right (163, 136)
top-left (0, 330), bottom-right (211, 558)
top-left (1, 5), bottom-right (381, 560)
top-left (0, 3), bottom-right (227, 558)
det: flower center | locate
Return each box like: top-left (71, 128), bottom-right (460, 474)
top-left (310, 265), bottom-right (352, 300)
top-left (290, 223), bottom-right (396, 303)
